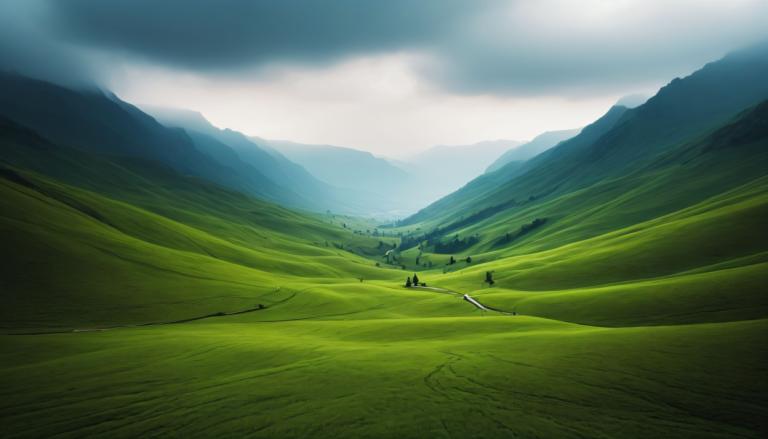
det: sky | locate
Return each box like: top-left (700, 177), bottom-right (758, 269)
top-left (2, 0), bottom-right (768, 156)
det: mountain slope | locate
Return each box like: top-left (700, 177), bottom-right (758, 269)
top-left (485, 128), bottom-right (580, 173)
top-left (403, 105), bottom-right (629, 226)
top-left (403, 44), bottom-right (768, 228)
top-left (264, 139), bottom-right (409, 195)
top-left (148, 107), bottom-right (406, 216)
top-left (0, 73), bottom-right (333, 211)
top-left (0, 117), bottom-right (400, 328)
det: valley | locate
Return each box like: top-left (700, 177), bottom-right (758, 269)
top-left (1, 25), bottom-right (767, 439)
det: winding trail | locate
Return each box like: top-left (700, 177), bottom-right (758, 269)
top-left (411, 286), bottom-right (516, 315)
top-left (6, 305), bottom-right (270, 336)
top-left (6, 284), bottom-right (514, 336)
top-left (5, 291), bottom-right (300, 336)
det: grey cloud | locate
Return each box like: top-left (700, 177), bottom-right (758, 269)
top-left (3, 0), bottom-right (768, 95)
top-left (48, 0), bottom-right (494, 70)
top-left (0, 1), bottom-right (97, 87)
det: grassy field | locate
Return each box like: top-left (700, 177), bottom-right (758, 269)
top-left (2, 163), bottom-right (767, 437)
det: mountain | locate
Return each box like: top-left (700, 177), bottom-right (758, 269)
top-left (392, 139), bottom-right (523, 207)
top-left (0, 73), bottom-right (330, 209)
top-left (256, 138), bottom-right (422, 215)
top-left (263, 139), bottom-right (409, 195)
top-left (148, 106), bottom-right (437, 217)
top-left (402, 44), bottom-right (768, 228)
top-left (403, 105), bottom-right (630, 226)
top-left (485, 128), bottom-right (580, 173)
top-left (144, 106), bottom-right (363, 212)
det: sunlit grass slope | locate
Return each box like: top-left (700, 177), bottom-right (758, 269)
top-left (1, 316), bottom-right (765, 438)
top-left (0, 167), bottom-right (412, 330)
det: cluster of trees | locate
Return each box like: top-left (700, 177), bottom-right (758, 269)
top-left (446, 255), bottom-right (473, 265)
top-left (495, 218), bottom-right (548, 247)
top-left (433, 234), bottom-right (479, 253)
top-left (405, 273), bottom-right (426, 288)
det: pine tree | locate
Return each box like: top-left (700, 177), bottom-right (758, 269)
top-left (412, 273), bottom-right (420, 285)
top-left (485, 271), bottom-right (495, 286)
top-left (405, 277), bottom-right (412, 288)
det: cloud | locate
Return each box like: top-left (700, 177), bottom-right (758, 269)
top-left (421, 0), bottom-right (768, 95)
top-left (0, 0), bottom-right (96, 86)
top-left (47, 0), bottom-right (489, 71)
top-left (4, 0), bottom-right (768, 96)
top-left (38, 0), bottom-right (768, 96)
top-left (115, 54), bottom-right (616, 154)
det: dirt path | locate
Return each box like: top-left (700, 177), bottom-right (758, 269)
top-left (6, 305), bottom-right (270, 336)
top-left (410, 286), bottom-right (516, 315)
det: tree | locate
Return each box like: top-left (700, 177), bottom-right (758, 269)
top-left (485, 271), bottom-right (495, 286)
top-left (449, 256), bottom-right (456, 265)
top-left (412, 273), bottom-right (420, 285)
top-left (405, 277), bottom-right (412, 288)
top-left (466, 256), bottom-right (472, 263)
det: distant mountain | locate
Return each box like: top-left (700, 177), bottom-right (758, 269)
top-left (146, 107), bottom-right (340, 207)
top-left (486, 128), bottom-right (580, 173)
top-left (261, 140), bottom-right (407, 195)
top-left (148, 107), bottom-right (413, 216)
top-left (258, 138), bottom-right (427, 217)
top-left (615, 93), bottom-right (649, 108)
top-left (394, 139), bottom-right (522, 205)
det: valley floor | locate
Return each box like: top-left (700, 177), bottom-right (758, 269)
top-left (1, 281), bottom-right (766, 438)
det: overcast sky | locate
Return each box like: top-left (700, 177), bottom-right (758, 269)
top-left (2, 0), bottom-right (767, 156)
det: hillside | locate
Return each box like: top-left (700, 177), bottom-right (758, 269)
top-left (259, 138), bottom-right (422, 215)
top-left (402, 44), bottom-right (768, 228)
top-left (485, 128), bottom-right (580, 173)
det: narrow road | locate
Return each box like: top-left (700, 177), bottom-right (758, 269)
top-left (462, 294), bottom-right (489, 311)
top-left (411, 286), bottom-right (516, 315)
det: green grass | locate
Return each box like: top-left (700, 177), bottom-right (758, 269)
top-left (1, 317), bottom-right (765, 438)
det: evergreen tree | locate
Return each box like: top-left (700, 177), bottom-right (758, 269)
top-left (449, 256), bottom-right (456, 265)
top-left (412, 273), bottom-right (420, 285)
top-left (466, 256), bottom-right (472, 263)
top-left (405, 276), bottom-right (412, 288)
top-left (485, 271), bottom-right (495, 286)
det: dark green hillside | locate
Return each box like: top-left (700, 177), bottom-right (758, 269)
top-left (404, 44), bottom-right (768, 228)
top-left (0, 73), bottom-right (342, 211)
top-left (403, 105), bottom-right (629, 226)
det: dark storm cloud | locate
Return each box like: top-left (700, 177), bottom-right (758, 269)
top-left (3, 0), bottom-right (768, 95)
top-left (47, 0), bottom-right (493, 70)
top-left (0, 1), bottom-right (97, 87)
